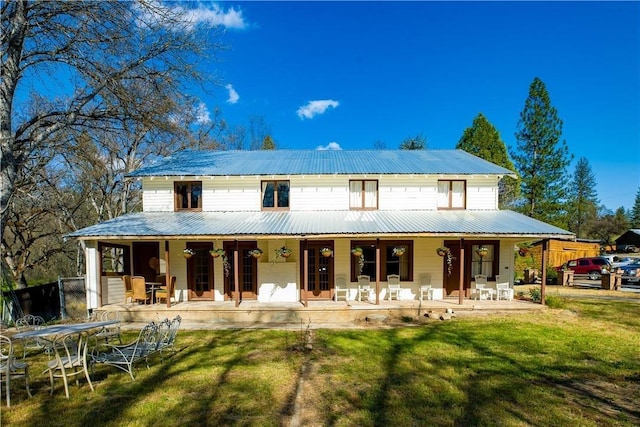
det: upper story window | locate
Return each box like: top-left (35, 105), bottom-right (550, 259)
top-left (175, 181), bottom-right (202, 211)
top-left (262, 180), bottom-right (290, 210)
top-left (437, 180), bottom-right (466, 209)
top-left (350, 180), bottom-right (378, 210)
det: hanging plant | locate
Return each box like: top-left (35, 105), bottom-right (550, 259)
top-left (356, 253), bottom-right (365, 275)
top-left (436, 247), bottom-right (455, 276)
top-left (221, 254), bottom-right (231, 277)
top-left (476, 246), bottom-right (489, 258)
top-left (518, 246), bottom-right (530, 257)
top-left (275, 246), bottom-right (293, 258)
top-left (320, 247), bottom-right (333, 257)
top-left (183, 248), bottom-right (196, 259)
top-left (209, 248), bottom-right (225, 258)
top-left (392, 246), bottom-right (406, 257)
top-left (351, 247), bottom-right (363, 257)
top-left (248, 248), bottom-right (263, 259)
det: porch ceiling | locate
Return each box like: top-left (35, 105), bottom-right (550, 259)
top-left (67, 210), bottom-right (575, 241)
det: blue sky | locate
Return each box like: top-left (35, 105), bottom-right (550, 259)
top-left (186, 1), bottom-right (639, 212)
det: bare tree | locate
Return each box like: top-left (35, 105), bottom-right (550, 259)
top-left (1, 1), bottom-right (225, 286)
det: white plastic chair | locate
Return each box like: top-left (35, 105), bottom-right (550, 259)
top-left (358, 275), bottom-right (373, 302)
top-left (419, 273), bottom-right (433, 300)
top-left (496, 282), bottom-right (514, 301)
top-left (387, 274), bottom-right (401, 300)
top-left (334, 275), bottom-right (349, 303)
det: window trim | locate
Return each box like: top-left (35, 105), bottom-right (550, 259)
top-left (437, 179), bottom-right (466, 210)
top-left (349, 179), bottom-right (379, 210)
top-left (174, 181), bottom-right (203, 211)
top-left (261, 180), bottom-right (290, 211)
top-left (350, 240), bottom-right (413, 282)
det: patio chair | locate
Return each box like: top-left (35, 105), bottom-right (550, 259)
top-left (419, 273), bottom-right (433, 300)
top-left (334, 275), bottom-right (349, 304)
top-left (0, 335), bottom-right (32, 407)
top-left (495, 282), bottom-right (514, 301)
top-left (15, 314), bottom-right (49, 358)
top-left (357, 275), bottom-right (373, 302)
top-left (123, 275), bottom-right (133, 304)
top-left (46, 331), bottom-right (95, 398)
top-left (387, 274), bottom-right (401, 300)
top-left (93, 311), bottom-right (122, 344)
top-left (131, 276), bottom-right (151, 305)
top-left (155, 276), bottom-right (176, 305)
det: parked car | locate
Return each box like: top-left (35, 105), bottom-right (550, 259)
top-left (618, 259), bottom-right (640, 284)
top-left (556, 257), bottom-right (612, 280)
top-left (601, 255), bottom-right (634, 268)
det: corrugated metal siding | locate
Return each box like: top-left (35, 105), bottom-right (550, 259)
top-left (129, 150), bottom-right (516, 177)
top-left (67, 210), bottom-right (574, 239)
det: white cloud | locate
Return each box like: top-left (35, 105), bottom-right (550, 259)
top-left (135, 2), bottom-right (247, 31)
top-left (316, 142), bottom-right (342, 151)
top-left (225, 84), bottom-right (240, 104)
top-left (297, 99), bottom-right (340, 120)
top-left (195, 102), bottom-right (211, 124)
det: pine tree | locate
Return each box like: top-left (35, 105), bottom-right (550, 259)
top-left (511, 77), bottom-right (573, 227)
top-left (630, 188), bottom-right (640, 228)
top-left (456, 113), bottom-right (520, 209)
top-left (566, 157), bottom-right (599, 237)
top-left (261, 135), bottom-right (276, 150)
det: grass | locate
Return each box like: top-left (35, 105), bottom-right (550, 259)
top-left (2, 294), bottom-right (639, 426)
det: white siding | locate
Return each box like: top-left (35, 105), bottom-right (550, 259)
top-left (141, 175), bottom-right (500, 212)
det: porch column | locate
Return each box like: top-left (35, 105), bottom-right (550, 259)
top-left (303, 241), bottom-right (308, 307)
top-left (375, 240), bottom-right (380, 305)
top-left (234, 241), bottom-right (240, 307)
top-left (458, 239), bottom-right (465, 305)
top-left (164, 241), bottom-right (171, 308)
top-left (541, 239), bottom-right (548, 305)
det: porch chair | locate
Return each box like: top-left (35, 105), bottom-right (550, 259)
top-left (131, 276), bottom-right (151, 305)
top-left (334, 275), bottom-right (349, 304)
top-left (472, 275), bottom-right (494, 300)
top-left (155, 276), bottom-right (176, 305)
top-left (419, 273), bottom-right (433, 300)
top-left (387, 274), bottom-right (401, 300)
top-left (495, 280), bottom-right (514, 301)
top-left (357, 275), bottom-right (373, 302)
top-left (0, 334), bottom-right (32, 407)
top-left (122, 275), bottom-right (133, 304)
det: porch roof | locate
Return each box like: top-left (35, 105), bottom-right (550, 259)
top-left (67, 210), bottom-right (574, 241)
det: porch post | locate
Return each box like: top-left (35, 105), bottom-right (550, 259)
top-left (458, 239), bottom-right (465, 305)
top-left (375, 239), bottom-right (380, 305)
top-left (234, 241), bottom-right (240, 307)
top-left (164, 241), bottom-right (171, 308)
top-left (303, 240), bottom-right (308, 307)
top-left (541, 239), bottom-right (548, 305)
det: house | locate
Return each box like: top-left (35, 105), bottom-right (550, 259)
top-left (615, 229), bottom-right (640, 253)
top-left (68, 149), bottom-right (574, 309)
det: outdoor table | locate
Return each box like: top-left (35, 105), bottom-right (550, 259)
top-left (146, 282), bottom-right (164, 304)
top-left (13, 320), bottom-right (120, 397)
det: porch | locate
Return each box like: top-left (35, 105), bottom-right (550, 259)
top-left (96, 297), bottom-right (545, 328)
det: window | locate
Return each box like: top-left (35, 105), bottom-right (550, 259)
top-left (99, 243), bottom-right (130, 275)
top-left (350, 241), bottom-right (413, 282)
top-left (437, 180), bottom-right (466, 209)
top-left (350, 180), bottom-right (378, 209)
top-left (471, 243), bottom-right (497, 279)
top-left (262, 180), bottom-right (290, 210)
top-left (175, 181), bottom-right (202, 211)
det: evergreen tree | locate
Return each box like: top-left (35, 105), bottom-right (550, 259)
top-left (456, 113), bottom-right (520, 209)
top-left (261, 135), bottom-right (276, 150)
top-left (630, 188), bottom-right (640, 228)
top-left (511, 77), bottom-right (573, 227)
top-left (399, 133), bottom-right (426, 150)
top-left (566, 157), bottom-right (599, 237)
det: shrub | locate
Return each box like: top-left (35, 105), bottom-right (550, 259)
top-left (529, 287), bottom-right (541, 302)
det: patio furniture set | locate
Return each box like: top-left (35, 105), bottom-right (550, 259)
top-left (0, 313), bottom-right (181, 406)
top-left (471, 275), bottom-right (514, 301)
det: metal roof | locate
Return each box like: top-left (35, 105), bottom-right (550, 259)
top-left (67, 210), bottom-right (574, 240)
top-left (128, 149), bottom-right (516, 177)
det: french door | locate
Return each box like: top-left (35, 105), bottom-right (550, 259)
top-left (224, 241), bottom-right (258, 300)
top-left (186, 242), bottom-right (214, 300)
top-left (301, 241), bottom-right (334, 299)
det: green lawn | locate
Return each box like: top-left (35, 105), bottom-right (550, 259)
top-left (3, 296), bottom-right (639, 426)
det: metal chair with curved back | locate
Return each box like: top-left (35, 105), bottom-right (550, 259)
top-left (0, 334), bottom-right (32, 406)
